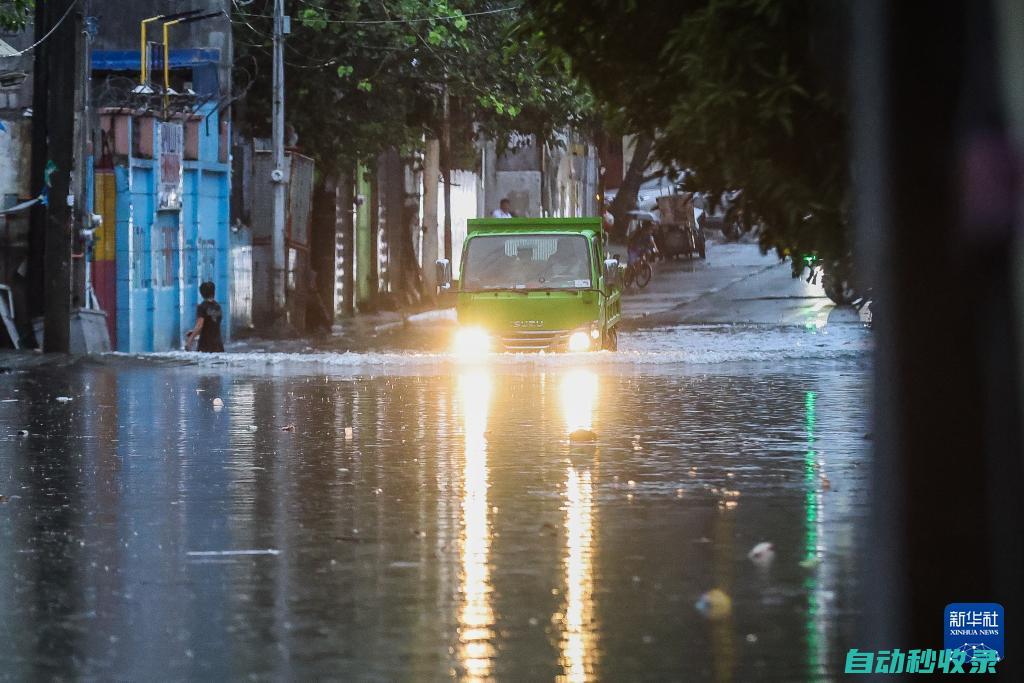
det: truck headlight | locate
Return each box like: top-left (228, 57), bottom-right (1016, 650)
top-left (454, 327), bottom-right (491, 356)
top-left (568, 330), bottom-right (592, 352)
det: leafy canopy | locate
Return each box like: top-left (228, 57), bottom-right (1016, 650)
top-left (234, 1), bottom-right (594, 174)
top-left (0, 0), bottom-right (33, 31)
top-left (525, 0), bottom-right (850, 269)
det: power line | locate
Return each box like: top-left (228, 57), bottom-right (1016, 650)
top-left (4, 0), bottom-right (80, 57)
top-left (237, 4), bottom-right (518, 26)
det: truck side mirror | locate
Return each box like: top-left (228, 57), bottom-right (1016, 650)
top-left (603, 258), bottom-right (621, 288)
top-left (436, 259), bottom-right (453, 290)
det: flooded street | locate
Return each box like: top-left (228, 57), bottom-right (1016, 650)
top-left (0, 317), bottom-right (871, 680)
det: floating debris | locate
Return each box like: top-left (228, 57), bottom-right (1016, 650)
top-left (344, 426), bottom-right (353, 440)
top-left (695, 588), bottom-right (733, 619)
top-left (212, 397), bottom-right (224, 408)
top-left (748, 541), bottom-right (776, 567)
top-left (16, 429), bottom-right (29, 437)
top-left (187, 549), bottom-right (280, 557)
top-left (799, 557), bottom-right (822, 570)
top-left (569, 428), bottom-right (597, 443)
top-left (247, 425), bottom-right (258, 432)
top-left (281, 424), bottom-right (295, 432)
top-left (55, 396), bottom-right (72, 403)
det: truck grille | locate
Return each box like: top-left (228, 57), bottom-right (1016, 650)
top-left (499, 329), bottom-right (571, 352)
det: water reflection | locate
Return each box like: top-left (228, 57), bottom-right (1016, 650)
top-left (803, 390), bottom-right (827, 676)
top-left (457, 371), bottom-right (495, 680)
top-left (560, 466), bottom-right (597, 682)
top-left (560, 370), bottom-right (598, 434)
top-left (0, 360), bottom-right (871, 680)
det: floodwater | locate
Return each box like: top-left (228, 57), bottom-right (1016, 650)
top-left (0, 322), bottom-right (871, 680)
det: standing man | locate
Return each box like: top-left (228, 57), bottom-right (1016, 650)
top-left (491, 198), bottom-right (514, 218)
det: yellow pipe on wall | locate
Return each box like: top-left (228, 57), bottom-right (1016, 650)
top-left (139, 15), bottom-right (165, 85)
top-left (162, 18), bottom-right (184, 110)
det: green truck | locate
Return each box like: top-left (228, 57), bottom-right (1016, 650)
top-left (436, 217), bottom-right (623, 353)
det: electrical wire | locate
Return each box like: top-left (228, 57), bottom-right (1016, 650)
top-left (237, 4), bottom-right (518, 26)
top-left (5, 0), bottom-right (81, 57)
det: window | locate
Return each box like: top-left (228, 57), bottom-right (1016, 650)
top-left (462, 234), bottom-right (592, 291)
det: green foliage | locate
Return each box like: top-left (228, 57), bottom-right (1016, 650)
top-left (525, 0), bottom-right (851, 270)
top-left (0, 0), bottom-right (33, 31)
top-left (234, 1), bottom-right (594, 175)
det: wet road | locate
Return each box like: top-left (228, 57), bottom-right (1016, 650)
top-left (0, 247), bottom-right (872, 681)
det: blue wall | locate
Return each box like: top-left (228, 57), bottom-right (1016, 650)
top-left (114, 104), bottom-right (230, 352)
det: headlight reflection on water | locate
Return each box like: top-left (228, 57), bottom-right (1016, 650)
top-left (457, 371), bottom-right (495, 680)
top-left (560, 465), bottom-right (597, 682)
top-left (560, 369), bottom-right (599, 434)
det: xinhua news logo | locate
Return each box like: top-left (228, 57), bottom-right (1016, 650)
top-left (945, 603), bottom-right (1004, 664)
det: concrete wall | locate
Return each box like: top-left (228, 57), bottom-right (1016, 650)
top-left (477, 133), bottom-right (599, 220)
top-left (1, 29), bottom-right (34, 341)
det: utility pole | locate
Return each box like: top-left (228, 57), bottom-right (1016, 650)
top-left (441, 84), bottom-right (452, 260)
top-left (422, 139), bottom-right (439, 295)
top-left (33, 0), bottom-right (80, 352)
top-left (271, 0), bottom-right (287, 322)
top-left (73, 1), bottom-right (94, 311)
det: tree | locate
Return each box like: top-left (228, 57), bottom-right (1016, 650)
top-left (525, 0), bottom-right (851, 278)
top-left (0, 0), bottom-right (33, 31)
top-left (233, 0), bottom-right (593, 306)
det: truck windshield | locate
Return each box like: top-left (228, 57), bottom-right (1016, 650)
top-left (461, 234), bottom-right (593, 291)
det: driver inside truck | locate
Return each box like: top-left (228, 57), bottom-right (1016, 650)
top-left (543, 237), bottom-right (586, 280)
top-left (508, 246), bottom-right (536, 285)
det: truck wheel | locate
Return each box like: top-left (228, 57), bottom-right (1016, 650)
top-left (603, 327), bottom-right (618, 351)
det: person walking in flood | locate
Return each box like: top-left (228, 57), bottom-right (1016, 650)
top-left (185, 281), bottom-right (224, 352)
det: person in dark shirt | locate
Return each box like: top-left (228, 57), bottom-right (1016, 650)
top-left (185, 281), bottom-right (224, 352)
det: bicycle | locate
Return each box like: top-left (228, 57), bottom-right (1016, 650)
top-left (623, 250), bottom-right (653, 289)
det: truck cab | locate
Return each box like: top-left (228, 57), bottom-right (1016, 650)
top-left (437, 217), bottom-right (622, 353)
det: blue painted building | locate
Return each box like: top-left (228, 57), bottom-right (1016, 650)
top-left (91, 48), bottom-right (231, 352)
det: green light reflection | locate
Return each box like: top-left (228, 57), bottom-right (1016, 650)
top-left (803, 390), bottom-right (824, 676)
